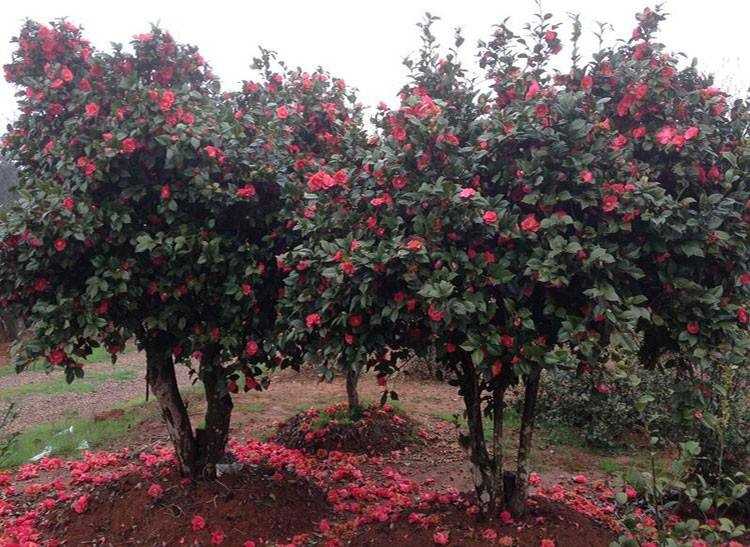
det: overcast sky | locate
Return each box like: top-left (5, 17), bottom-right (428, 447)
top-left (1, 0), bottom-right (749, 127)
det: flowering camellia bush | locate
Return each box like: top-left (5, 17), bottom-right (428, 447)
top-left (277, 7), bottom-right (749, 518)
top-left (235, 53), bottom-right (376, 412)
top-left (0, 21), bottom-right (285, 477)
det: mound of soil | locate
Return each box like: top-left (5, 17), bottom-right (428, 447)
top-left (40, 465), bottom-right (329, 546)
top-left (273, 403), bottom-right (417, 454)
top-left (348, 496), bottom-right (616, 547)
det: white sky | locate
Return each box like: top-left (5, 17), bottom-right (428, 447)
top-left (1, 0), bottom-right (749, 127)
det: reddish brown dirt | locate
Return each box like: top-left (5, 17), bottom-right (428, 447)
top-left (41, 467), bottom-right (329, 546)
top-left (349, 496), bottom-right (615, 546)
top-left (273, 402), bottom-right (419, 455)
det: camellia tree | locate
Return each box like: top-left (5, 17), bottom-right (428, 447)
top-left (235, 52), bottom-right (376, 413)
top-left (0, 21), bottom-right (283, 478)
top-left (277, 7), bottom-right (749, 518)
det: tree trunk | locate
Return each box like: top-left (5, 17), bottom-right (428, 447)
top-left (195, 349), bottom-right (233, 479)
top-left (458, 355), bottom-right (497, 517)
top-left (345, 365), bottom-right (361, 415)
top-left (510, 369), bottom-right (541, 515)
top-left (492, 382), bottom-right (508, 506)
top-left (145, 336), bottom-right (198, 476)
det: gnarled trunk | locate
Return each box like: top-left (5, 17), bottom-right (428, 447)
top-left (145, 336), bottom-right (198, 476)
top-left (492, 382), bottom-right (508, 506)
top-left (510, 369), bottom-right (541, 515)
top-left (457, 354), bottom-right (498, 518)
top-left (145, 338), bottom-right (233, 479)
top-left (345, 365), bottom-right (361, 416)
top-left (195, 348), bottom-right (233, 478)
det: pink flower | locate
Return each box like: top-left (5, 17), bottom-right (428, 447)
top-left (579, 170), bottom-right (594, 183)
top-left (72, 494), bottom-right (89, 514)
top-left (191, 515), bottom-right (206, 531)
top-left (687, 321), bottom-right (700, 335)
top-left (529, 472), bottom-right (542, 486)
top-left (54, 238), bottom-right (67, 252)
top-left (482, 528), bottom-right (497, 541)
top-left (525, 80), bottom-right (540, 101)
top-left (147, 483), bottom-right (163, 498)
top-left (210, 530), bottom-right (225, 545)
top-left (433, 531), bottom-right (449, 545)
top-left (499, 510), bottom-right (513, 524)
top-left (160, 184), bottom-right (171, 200)
top-left (84, 103), bottom-right (99, 117)
top-left (520, 214), bottom-right (540, 232)
top-left (121, 138), bottom-right (138, 154)
top-left (684, 126), bottom-right (699, 140)
top-left (459, 187), bottom-right (476, 199)
top-left (602, 195), bottom-right (619, 213)
top-left (483, 211), bottom-right (498, 224)
top-left (581, 75), bottom-right (593, 92)
top-left (540, 540), bottom-right (555, 547)
top-left (276, 105), bottom-right (289, 119)
top-left (62, 197), bottom-right (75, 211)
top-left (610, 134), bottom-right (628, 150)
top-left (656, 126), bottom-right (677, 145)
top-left (573, 474), bottom-right (588, 484)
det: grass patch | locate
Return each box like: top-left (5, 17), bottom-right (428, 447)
top-left (0, 367), bottom-right (138, 400)
top-left (0, 397), bottom-right (151, 468)
top-left (599, 458), bottom-right (623, 476)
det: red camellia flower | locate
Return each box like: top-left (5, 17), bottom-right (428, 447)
top-left (191, 515), bottom-right (206, 531)
top-left (738, 307), bottom-right (748, 325)
top-left (54, 238), bottom-right (67, 252)
top-left (579, 170), bottom-right (594, 183)
top-left (520, 214), bottom-right (540, 232)
top-left (160, 184), bottom-right (171, 200)
top-left (602, 195), bottom-right (619, 213)
top-left (305, 313), bottom-right (322, 329)
top-left (340, 261), bottom-right (355, 275)
top-left (406, 239), bottom-right (423, 252)
top-left (348, 314), bottom-right (363, 328)
top-left (740, 272), bottom-right (750, 286)
top-left (392, 176), bottom-right (407, 189)
top-left (147, 483), bottom-right (163, 498)
top-left (428, 304), bottom-right (445, 322)
top-left (687, 321), bottom-right (700, 335)
top-left (159, 90), bottom-right (175, 111)
top-left (62, 197), bottom-right (75, 211)
top-left (276, 105), bottom-right (289, 119)
top-left (121, 137), bottom-right (137, 154)
top-left (482, 211), bottom-right (498, 224)
top-left (581, 74), bottom-right (593, 91)
top-left (84, 102), bottom-right (99, 117)
top-left (684, 126), bottom-right (699, 140)
top-left (236, 185), bottom-right (257, 199)
top-left (48, 348), bottom-right (66, 366)
top-left (245, 340), bottom-right (259, 356)
top-left (307, 171), bottom-right (336, 192)
top-left (540, 540), bottom-right (556, 547)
